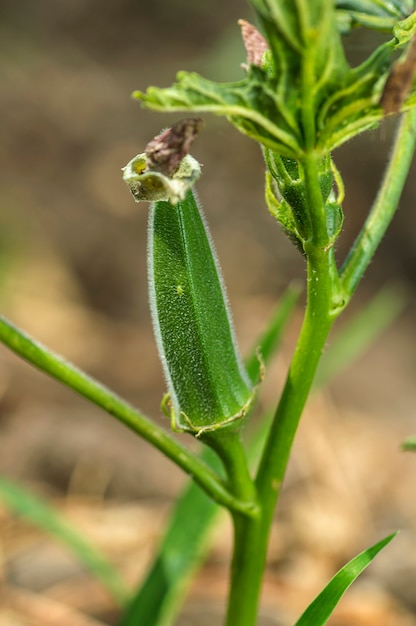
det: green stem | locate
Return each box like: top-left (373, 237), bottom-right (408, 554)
top-left (219, 435), bottom-right (260, 626)
top-left (224, 111), bottom-right (416, 625)
top-left (340, 109), bottom-right (416, 298)
top-left (211, 434), bottom-right (257, 504)
top-left (0, 315), bottom-right (256, 518)
top-left (225, 154), bottom-right (338, 626)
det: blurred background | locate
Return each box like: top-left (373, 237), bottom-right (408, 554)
top-left (1, 1), bottom-right (416, 625)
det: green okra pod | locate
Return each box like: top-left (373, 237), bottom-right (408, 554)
top-left (148, 189), bottom-right (255, 437)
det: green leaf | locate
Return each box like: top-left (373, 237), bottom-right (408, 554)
top-left (135, 0), bottom-right (351, 157)
top-left (402, 435), bottom-right (416, 451)
top-left (294, 533), bottom-right (397, 626)
top-left (135, 6), bottom-right (416, 155)
top-left (120, 446), bottom-right (221, 626)
top-left (249, 0), bottom-right (348, 94)
top-left (134, 69), bottom-right (303, 158)
top-left (120, 286), bottom-right (300, 626)
top-left (149, 189), bottom-right (255, 437)
top-left (335, 0), bottom-right (414, 34)
top-left (317, 39), bottom-right (395, 149)
top-left (0, 476), bottom-right (129, 606)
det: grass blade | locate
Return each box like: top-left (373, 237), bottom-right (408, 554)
top-left (294, 533), bottom-right (397, 626)
top-left (120, 446), bottom-right (222, 626)
top-left (0, 477), bottom-right (129, 606)
top-left (402, 435), bottom-right (416, 451)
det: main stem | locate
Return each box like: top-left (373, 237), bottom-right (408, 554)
top-left (225, 257), bottom-right (335, 626)
top-left (225, 153), bottom-right (339, 626)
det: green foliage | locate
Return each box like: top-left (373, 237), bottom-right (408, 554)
top-left (135, 3), bottom-right (416, 157)
top-left (0, 477), bottom-right (129, 606)
top-left (294, 533), bottom-right (397, 626)
top-left (335, 0), bottom-right (415, 34)
top-left (402, 435), bottom-right (416, 451)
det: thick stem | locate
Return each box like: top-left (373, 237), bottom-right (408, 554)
top-left (225, 153), bottom-right (339, 626)
top-left (225, 254), bottom-right (335, 626)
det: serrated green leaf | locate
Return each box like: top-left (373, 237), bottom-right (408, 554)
top-left (135, 6), bottom-right (416, 155)
top-left (335, 0), bottom-right (414, 34)
top-left (0, 477), bottom-right (129, 606)
top-left (135, 69), bottom-right (303, 158)
top-left (317, 39), bottom-right (395, 149)
top-left (294, 533), bottom-right (397, 626)
top-left (136, 1), bottom-right (351, 155)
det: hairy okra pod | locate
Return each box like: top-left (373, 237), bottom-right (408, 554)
top-left (148, 189), bottom-right (255, 438)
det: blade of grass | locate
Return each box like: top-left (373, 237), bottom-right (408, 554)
top-left (294, 533), bottom-right (397, 626)
top-left (120, 446), bottom-right (222, 626)
top-left (0, 476), bottom-right (129, 606)
top-left (402, 435), bottom-right (416, 451)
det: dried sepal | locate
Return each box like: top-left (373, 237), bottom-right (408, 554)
top-left (145, 117), bottom-right (204, 176)
top-left (122, 118), bottom-right (203, 204)
top-left (238, 19), bottom-right (268, 68)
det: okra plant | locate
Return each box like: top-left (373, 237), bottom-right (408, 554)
top-left (1, 0), bottom-right (416, 625)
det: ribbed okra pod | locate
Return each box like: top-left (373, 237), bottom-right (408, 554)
top-left (148, 189), bottom-right (255, 437)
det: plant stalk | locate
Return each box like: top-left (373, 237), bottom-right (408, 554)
top-left (0, 315), bottom-right (256, 518)
top-left (225, 153), bottom-right (339, 626)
